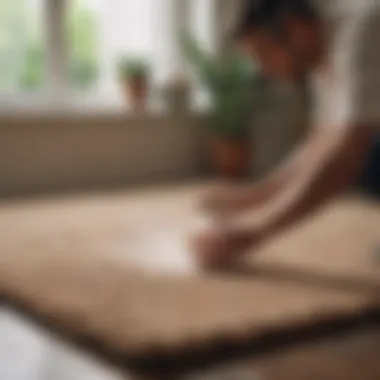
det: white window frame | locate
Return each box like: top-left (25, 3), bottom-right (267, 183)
top-left (46, 0), bottom-right (69, 100)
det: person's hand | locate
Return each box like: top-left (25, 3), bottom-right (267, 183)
top-left (201, 183), bottom-right (266, 217)
top-left (201, 184), bottom-right (274, 217)
top-left (191, 223), bottom-right (262, 270)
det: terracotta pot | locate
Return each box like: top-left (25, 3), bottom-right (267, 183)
top-left (163, 75), bottom-right (190, 114)
top-left (210, 137), bottom-right (251, 179)
top-left (164, 85), bottom-right (190, 115)
top-left (124, 75), bottom-right (148, 109)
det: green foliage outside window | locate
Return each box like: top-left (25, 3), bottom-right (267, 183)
top-left (0, 0), bottom-right (99, 92)
top-left (68, 0), bottom-right (98, 89)
top-left (19, 41), bottom-right (44, 90)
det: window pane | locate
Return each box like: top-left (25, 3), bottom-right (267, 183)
top-left (98, 0), bottom-right (173, 94)
top-left (190, 0), bottom-right (215, 52)
top-left (0, 0), bottom-right (45, 92)
top-left (67, 0), bottom-right (100, 90)
top-left (189, 0), bottom-right (216, 108)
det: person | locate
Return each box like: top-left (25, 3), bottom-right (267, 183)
top-left (193, 0), bottom-right (380, 268)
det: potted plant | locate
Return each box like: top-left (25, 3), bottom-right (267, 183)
top-left (182, 34), bottom-right (263, 179)
top-left (162, 74), bottom-right (191, 115)
top-left (118, 57), bottom-right (150, 109)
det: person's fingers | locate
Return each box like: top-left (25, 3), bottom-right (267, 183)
top-left (191, 230), bottom-right (226, 268)
top-left (200, 190), bottom-right (242, 217)
top-left (191, 227), bottom-right (258, 271)
top-left (201, 187), bottom-right (226, 208)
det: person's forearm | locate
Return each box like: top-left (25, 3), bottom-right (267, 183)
top-left (242, 131), bottom-right (314, 203)
top-left (246, 162), bottom-right (297, 202)
top-left (237, 126), bottom-right (372, 238)
top-left (262, 126), bottom-right (371, 237)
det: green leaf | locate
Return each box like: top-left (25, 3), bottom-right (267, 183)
top-left (182, 32), bottom-right (267, 139)
top-left (118, 58), bottom-right (150, 79)
top-left (180, 32), bottom-right (218, 87)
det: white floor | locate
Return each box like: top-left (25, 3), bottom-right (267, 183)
top-left (0, 307), bottom-right (258, 380)
top-left (0, 307), bottom-right (126, 380)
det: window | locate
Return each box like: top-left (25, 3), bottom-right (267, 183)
top-left (189, 0), bottom-right (216, 108)
top-left (67, 0), bottom-right (99, 90)
top-left (0, 0), bottom-right (45, 93)
top-left (0, 0), bottom-right (217, 110)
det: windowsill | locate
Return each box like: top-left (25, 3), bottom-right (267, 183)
top-left (0, 93), bottom-right (162, 119)
top-left (0, 91), bottom-right (210, 123)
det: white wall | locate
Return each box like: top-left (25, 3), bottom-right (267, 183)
top-left (0, 111), bottom-right (206, 196)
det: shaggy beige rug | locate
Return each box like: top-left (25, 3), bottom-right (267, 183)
top-left (0, 187), bottom-right (378, 365)
top-left (247, 196), bottom-right (380, 291)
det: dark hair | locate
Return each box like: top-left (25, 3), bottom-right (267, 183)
top-left (235, 0), bottom-right (318, 39)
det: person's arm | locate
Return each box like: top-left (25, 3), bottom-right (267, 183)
top-left (203, 132), bottom-right (312, 213)
top-left (235, 124), bottom-right (372, 239)
top-left (193, 124), bottom-right (372, 269)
